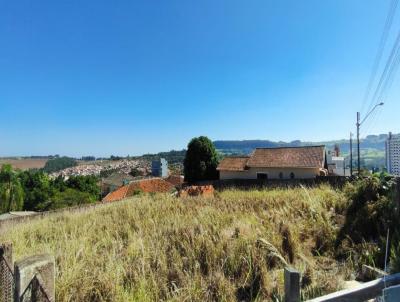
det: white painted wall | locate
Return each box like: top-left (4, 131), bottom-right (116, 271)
top-left (219, 167), bottom-right (321, 180)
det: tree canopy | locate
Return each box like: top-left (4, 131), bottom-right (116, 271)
top-left (184, 136), bottom-right (219, 183)
top-left (43, 156), bottom-right (77, 173)
top-left (0, 165), bottom-right (100, 213)
top-left (0, 164), bottom-right (24, 212)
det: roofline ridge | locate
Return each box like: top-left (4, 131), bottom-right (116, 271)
top-left (254, 145), bottom-right (325, 150)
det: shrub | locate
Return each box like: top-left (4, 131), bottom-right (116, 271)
top-left (336, 173), bottom-right (399, 268)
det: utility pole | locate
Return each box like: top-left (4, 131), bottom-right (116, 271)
top-left (355, 102), bottom-right (384, 175)
top-left (357, 112), bottom-right (361, 174)
top-left (356, 112), bottom-right (361, 175)
top-left (350, 132), bottom-right (353, 176)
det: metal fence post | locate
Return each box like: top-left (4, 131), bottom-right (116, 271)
top-left (14, 254), bottom-right (55, 302)
top-left (284, 267), bottom-right (300, 302)
top-left (0, 242), bottom-right (14, 302)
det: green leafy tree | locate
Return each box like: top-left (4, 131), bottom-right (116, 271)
top-left (18, 170), bottom-right (55, 211)
top-left (37, 188), bottom-right (96, 211)
top-left (0, 165), bottom-right (24, 213)
top-left (66, 175), bottom-right (100, 198)
top-left (43, 157), bottom-right (77, 173)
top-left (129, 168), bottom-right (143, 177)
top-left (184, 136), bottom-right (219, 183)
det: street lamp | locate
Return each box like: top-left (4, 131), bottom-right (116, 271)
top-left (356, 102), bottom-right (384, 174)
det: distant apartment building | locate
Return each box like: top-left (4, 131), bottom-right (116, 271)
top-left (152, 158), bottom-right (168, 177)
top-left (386, 132), bottom-right (400, 176)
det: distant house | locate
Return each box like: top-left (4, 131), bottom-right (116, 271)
top-left (217, 146), bottom-right (328, 180)
top-left (152, 158), bottom-right (168, 177)
top-left (101, 173), bottom-right (135, 196)
top-left (326, 150), bottom-right (347, 176)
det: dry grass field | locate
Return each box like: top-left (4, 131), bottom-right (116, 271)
top-left (0, 186), bottom-right (353, 301)
top-left (0, 158), bottom-right (48, 170)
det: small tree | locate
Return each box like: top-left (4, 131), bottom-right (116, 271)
top-left (0, 164), bottom-right (24, 213)
top-left (130, 168), bottom-right (143, 177)
top-left (184, 136), bottom-right (219, 183)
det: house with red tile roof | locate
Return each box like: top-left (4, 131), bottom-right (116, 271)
top-left (102, 178), bottom-right (175, 202)
top-left (217, 146), bottom-right (328, 180)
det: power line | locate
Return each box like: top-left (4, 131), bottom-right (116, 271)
top-left (365, 48), bottom-right (400, 134)
top-left (362, 106), bottom-right (382, 135)
top-left (361, 0), bottom-right (399, 114)
top-left (378, 35), bottom-right (400, 102)
top-left (367, 29), bottom-right (400, 113)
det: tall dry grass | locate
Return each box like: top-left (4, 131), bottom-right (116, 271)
top-left (1, 185), bottom-right (351, 301)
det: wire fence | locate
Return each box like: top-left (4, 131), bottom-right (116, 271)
top-left (0, 254), bottom-right (14, 302)
top-left (20, 275), bottom-right (53, 302)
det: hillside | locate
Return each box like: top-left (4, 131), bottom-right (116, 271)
top-left (0, 158), bottom-right (48, 170)
top-left (214, 134), bottom-right (389, 154)
top-left (1, 187), bottom-right (354, 301)
top-left (214, 133), bottom-right (391, 170)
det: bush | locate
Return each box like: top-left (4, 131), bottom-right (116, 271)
top-left (37, 188), bottom-right (96, 210)
top-left (66, 175), bottom-right (100, 197)
top-left (336, 173), bottom-right (399, 268)
top-left (130, 168), bottom-right (143, 177)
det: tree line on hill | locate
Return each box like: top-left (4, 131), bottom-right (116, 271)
top-left (213, 134), bottom-right (389, 154)
top-left (214, 134), bottom-right (390, 171)
top-left (0, 164), bottom-right (100, 214)
top-left (42, 156), bottom-right (78, 173)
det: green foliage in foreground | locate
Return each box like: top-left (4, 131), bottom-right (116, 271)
top-left (335, 173), bottom-right (400, 272)
top-left (0, 165), bottom-right (100, 213)
top-left (42, 156), bottom-right (77, 173)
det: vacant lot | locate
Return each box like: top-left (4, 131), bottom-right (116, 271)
top-left (1, 186), bottom-right (352, 301)
top-left (0, 158), bottom-right (48, 170)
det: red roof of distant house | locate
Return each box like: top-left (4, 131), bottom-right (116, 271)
top-left (247, 146), bottom-right (325, 168)
top-left (102, 185), bottom-right (130, 202)
top-left (126, 178), bottom-right (175, 196)
top-left (216, 157), bottom-right (249, 171)
top-left (102, 178), bottom-right (175, 202)
top-left (217, 146), bottom-right (326, 171)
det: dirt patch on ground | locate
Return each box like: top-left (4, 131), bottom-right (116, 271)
top-left (0, 159), bottom-right (48, 170)
top-left (178, 185), bottom-right (215, 198)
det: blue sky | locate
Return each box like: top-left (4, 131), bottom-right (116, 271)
top-left (1, 0), bottom-right (399, 157)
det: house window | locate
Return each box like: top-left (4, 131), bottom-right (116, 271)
top-left (290, 172), bottom-right (295, 179)
top-left (279, 172), bottom-right (283, 179)
top-left (257, 173), bottom-right (268, 180)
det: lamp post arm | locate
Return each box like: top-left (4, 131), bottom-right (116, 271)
top-left (360, 103), bottom-right (384, 126)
